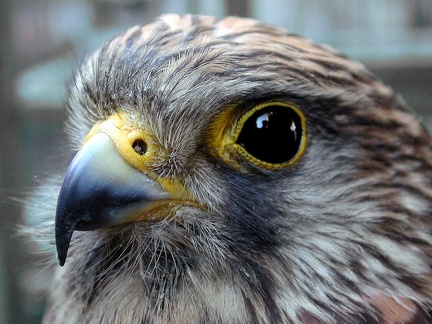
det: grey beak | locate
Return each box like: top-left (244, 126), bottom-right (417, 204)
top-left (55, 132), bottom-right (171, 266)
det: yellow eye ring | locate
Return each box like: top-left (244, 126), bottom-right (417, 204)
top-left (209, 100), bottom-right (307, 170)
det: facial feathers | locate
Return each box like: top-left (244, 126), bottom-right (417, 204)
top-left (29, 14), bottom-right (432, 324)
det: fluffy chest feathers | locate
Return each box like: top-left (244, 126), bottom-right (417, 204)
top-left (31, 14), bottom-right (432, 324)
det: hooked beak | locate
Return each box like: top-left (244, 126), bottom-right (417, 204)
top-left (55, 113), bottom-right (193, 266)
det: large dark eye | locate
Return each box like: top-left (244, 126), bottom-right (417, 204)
top-left (236, 104), bottom-right (305, 164)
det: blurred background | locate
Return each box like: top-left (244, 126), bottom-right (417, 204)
top-left (0, 0), bottom-right (431, 322)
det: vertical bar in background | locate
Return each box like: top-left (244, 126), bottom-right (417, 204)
top-left (224, 0), bottom-right (252, 17)
top-left (0, 0), bottom-right (11, 322)
top-left (0, 236), bottom-right (7, 324)
top-left (0, 0), bottom-right (23, 323)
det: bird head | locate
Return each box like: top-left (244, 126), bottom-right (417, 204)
top-left (40, 14), bottom-right (432, 323)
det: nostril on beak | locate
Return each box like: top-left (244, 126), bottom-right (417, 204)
top-left (132, 139), bottom-right (147, 155)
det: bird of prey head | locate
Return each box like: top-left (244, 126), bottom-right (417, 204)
top-left (35, 14), bottom-right (432, 323)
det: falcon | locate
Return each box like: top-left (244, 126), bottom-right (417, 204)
top-left (34, 14), bottom-right (432, 323)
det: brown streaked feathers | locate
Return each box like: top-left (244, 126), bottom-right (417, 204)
top-left (29, 14), bottom-right (432, 323)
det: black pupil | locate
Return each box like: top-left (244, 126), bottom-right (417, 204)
top-left (132, 139), bottom-right (147, 155)
top-left (236, 106), bottom-right (303, 163)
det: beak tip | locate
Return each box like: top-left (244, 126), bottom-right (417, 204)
top-left (58, 258), bottom-right (66, 267)
top-left (55, 225), bottom-right (74, 267)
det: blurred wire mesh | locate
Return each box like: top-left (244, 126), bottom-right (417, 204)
top-left (0, 0), bottom-right (431, 323)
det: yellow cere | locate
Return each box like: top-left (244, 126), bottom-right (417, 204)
top-left (83, 112), bottom-right (198, 204)
top-left (83, 112), bottom-right (154, 173)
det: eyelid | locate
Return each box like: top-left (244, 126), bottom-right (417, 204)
top-left (207, 100), bottom-right (307, 171)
